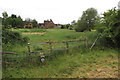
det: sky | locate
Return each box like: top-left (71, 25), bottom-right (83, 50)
top-left (0, 0), bottom-right (120, 24)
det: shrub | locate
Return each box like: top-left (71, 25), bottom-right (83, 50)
top-left (2, 28), bottom-right (29, 46)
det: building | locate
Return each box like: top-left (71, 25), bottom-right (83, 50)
top-left (39, 19), bottom-right (57, 29)
top-left (24, 22), bottom-right (33, 28)
top-left (23, 19), bottom-right (61, 29)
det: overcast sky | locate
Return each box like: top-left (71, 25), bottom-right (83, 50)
top-left (0, 0), bottom-right (119, 24)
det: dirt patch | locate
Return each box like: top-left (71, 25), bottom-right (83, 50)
top-left (88, 58), bottom-right (118, 78)
top-left (70, 57), bottom-right (118, 78)
top-left (88, 57), bottom-right (118, 78)
top-left (22, 32), bottom-right (46, 35)
top-left (88, 66), bottom-right (118, 78)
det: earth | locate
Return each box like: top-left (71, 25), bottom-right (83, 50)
top-left (22, 32), bottom-right (46, 35)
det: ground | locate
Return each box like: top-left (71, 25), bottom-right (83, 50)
top-left (2, 29), bottom-right (119, 78)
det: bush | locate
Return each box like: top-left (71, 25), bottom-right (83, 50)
top-left (75, 25), bottom-right (86, 32)
top-left (2, 28), bottom-right (29, 46)
top-left (97, 8), bottom-right (120, 48)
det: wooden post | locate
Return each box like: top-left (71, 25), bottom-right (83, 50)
top-left (85, 37), bottom-right (88, 49)
top-left (28, 43), bottom-right (31, 55)
top-left (49, 40), bottom-right (52, 52)
top-left (66, 41), bottom-right (69, 49)
top-left (90, 36), bottom-right (99, 50)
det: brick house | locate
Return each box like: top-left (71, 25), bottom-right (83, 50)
top-left (24, 22), bottom-right (33, 28)
top-left (39, 19), bottom-right (57, 29)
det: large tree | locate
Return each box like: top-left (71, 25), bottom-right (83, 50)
top-left (2, 13), bottom-right (24, 28)
top-left (96, 8), bottom-right (120, 48)
top-left (75, 8), bottom-right (98, 32)
top-left (10, 14), bottom-right (23, 28)
top-left (31, 19), bottom-right (38, 28)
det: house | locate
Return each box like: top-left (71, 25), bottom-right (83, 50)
top-left (39, 19), bottom-right (57, 29)
top-left (24, 22), bottom-right (33, 28)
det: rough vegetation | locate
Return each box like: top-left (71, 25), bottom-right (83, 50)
top-left (2, 7), bottom-right (119, 78)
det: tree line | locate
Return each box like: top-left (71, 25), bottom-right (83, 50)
top-left (74, 7), bottom-right (120, 48)
top-left (2, 12), bottom-right (38, 29)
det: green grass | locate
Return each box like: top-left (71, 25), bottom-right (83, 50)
top-left (23, 29), bottom-right (97, 42)
top-left (3, 47), bottom-right (118, 78)
top-left (2, 29), bottom-right (118, 78)
top-left (4, 29), bottom-right (98, 53)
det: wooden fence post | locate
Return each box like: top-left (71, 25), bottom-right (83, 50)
top-left (85, 37), bottom-right (88, 49)
top-left (90, 36), bottom-right (99, 50)
top-left (66, 41), bottom-right (69, 49)
top-left (28, 43), bottom-right (31, 55)
top-left (49, 40), bottom-right (52, 52)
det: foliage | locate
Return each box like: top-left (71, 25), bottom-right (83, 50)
top-left (71, 20), bottom-right (76, 25)
top-left (75, 8), bottom-right (98, 32)
top-left (61, 24), bottom-right (70, 29)
top-left (24, 18), bottom-right (39, 28)
top-left (2, 12), bottom-right (29, 49)
top-left (2, 28), bottom-right (29, 46)
top-left (69, 20), bottom-right (77, 30)
top-left (0, 17), bottom-right (2, 24)
top-left (4, 29), bottom-right (97, 54)
top-left (2, 12), bottom-right (39, 29)
top-left (94, 17), bottom-right (106, 33)
top-left (96, 8), bottom-right (120, 48)
top-left (31, 19), bottom-right (38, 28)
top-left (75, 20), bottom-right (88, 32)
top-left (2, 11), bottom-right (8, 19)
top-left (2, 12), bottom-right (24, 29)
top-left (2, 29), bottom-right (118, 78)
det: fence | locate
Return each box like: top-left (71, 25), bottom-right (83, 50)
top-left (2, 38), bottom-right (88, 68)
top-left (27, 38), bottom-right (88, 55)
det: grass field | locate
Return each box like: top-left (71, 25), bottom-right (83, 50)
top-left (2, 29), bottom-right (118, 78)
top-left (4, 29), bottom-right (98, 53)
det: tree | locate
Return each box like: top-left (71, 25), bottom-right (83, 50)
top-left (70, 20), bottom-right (76, 30)
top-left (96, 8), bottom-right (120, 48)
top-left (0, 17), bottom-right (2, 23)
top-left (2, 12), bottom-right (9, 28)
top-left (2, 11), bottom-right (8, 19)
top-left (15, 16), bottom-right (24, 28)
top-left (32, 19), bottom-right (38, 28)
top-left (10, 14), bottom-right (18, 28)
top-left (2, 29), bottom-right (28, 45)
top-left (75, 8), bottom-right (98, 32)
top-left (75, 20), bottom-right (87, 32)
top-left (25, 18), bottom-right (32, 22)
top-left (103, 8), bottom-right (120, 47)
top-left (4, 14), bottom-right (24, 28)
top-left (4, 17), bottom-right (12, 28)
top-left (2, 12), bottom-right (29, 48)
top-left (94, 16), bottom-right (106, 33)
top-left (71, 20), bottom-right (76, 25)
top-left (11, 14), bottom-right (17, 18)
